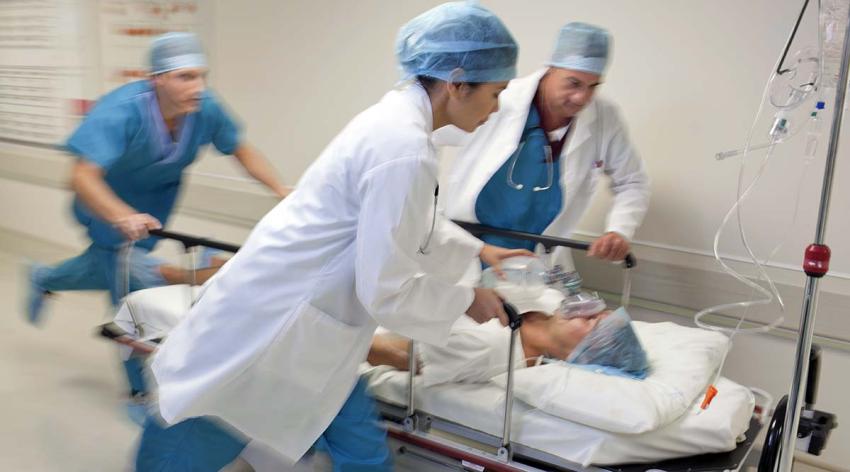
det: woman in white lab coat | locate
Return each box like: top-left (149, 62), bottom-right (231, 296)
top-left (135, 3), bottom-right (526, 471)
top-left (444, 22), bottom-right (650, 270)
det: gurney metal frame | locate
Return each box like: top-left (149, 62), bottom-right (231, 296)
top-left (97, 225), bottom-right (762, 471)
top-left (382, 405), bottom-right (762, 472)
top-left (99, 229), bottom-right (240, 356)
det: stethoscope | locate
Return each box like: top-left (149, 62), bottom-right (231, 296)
top-left (419, 102), bottom-right (603, 254)
top-left (418, 185), bottom-right (439, 255)
top-left (506, 138), bottom-right (556, 192)
top-left (506, 101), bottom-right (604, 192)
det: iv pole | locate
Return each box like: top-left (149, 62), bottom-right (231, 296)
top-left (775, 4), bottom-right (850, 471)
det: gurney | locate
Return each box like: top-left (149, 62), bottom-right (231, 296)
top-left (99, 227), bottom-right (765, 471)
top-left (368, 369), bottom-right (758, 471)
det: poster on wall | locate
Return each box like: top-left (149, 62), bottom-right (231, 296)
top-left (0, 0), bottom-right (208, 150)
top-left (0, 0), bottom-right (88, 148)
top-left (98, 0), bottom-right (206, 93)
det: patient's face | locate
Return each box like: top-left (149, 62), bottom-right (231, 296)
top-left (547, 311), bottom-right (610, 360)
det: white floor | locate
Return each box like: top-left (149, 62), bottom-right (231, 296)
top-left (0, 232), bottom-right (453, 472)
top-left (0, 234), bottom-right (139, 471)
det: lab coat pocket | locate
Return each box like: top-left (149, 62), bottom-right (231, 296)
top-left (257, 302), bottom-right (363, 395)
top-left (589, 165), bottom-right (604, 192)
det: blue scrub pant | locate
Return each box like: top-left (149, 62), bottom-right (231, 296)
top-left (33, 243), bottom-right (166, 305)
top-left (135, 378), bottom-right (392, 471)
top-left (33, 244), bottom-right (166, 395)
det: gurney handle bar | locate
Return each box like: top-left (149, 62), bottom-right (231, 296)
top-left (148, 225), bottom-right (638, 268)
top-left (148, 229), bottom-right (241, 253)
top-left (504, 302), bottom-right (522, 331)
top-left (99, 322), bottom-right (157, 355)
top-left (452, 221), bottom-right (637, 269)
top-left (500, 302), bottom-right (522, 460)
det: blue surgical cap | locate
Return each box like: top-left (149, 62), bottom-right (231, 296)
top-left (396, 2), bottom-right (518, 83)
top-left (567, 307), bottom-right (649, 378)
top-left (150, 32), bottom-right (207, 75)
top-left (547, 22), bottom-right (610, 75)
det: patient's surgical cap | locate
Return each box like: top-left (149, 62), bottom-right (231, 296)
top-left (567, 307), bottom-right (649, 378)
top-left (547, 22), bottom-right (610, 75)
top-left (396, 2), bottom-right (518, 83)
top-left (150, 32), bottom-right (207, 75)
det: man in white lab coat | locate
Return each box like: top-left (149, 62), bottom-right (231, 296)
top-left (444, 22), bottom-right (650, 269)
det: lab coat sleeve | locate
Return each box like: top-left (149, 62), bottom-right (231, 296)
top-left (417, 215), bottom-right (484, 284)
top-left (355, 156), bottom-right (477, 346)
top-left (419, 318), bottom-right (521, 386)
top-left (601, 107), bottom-right (651, 240)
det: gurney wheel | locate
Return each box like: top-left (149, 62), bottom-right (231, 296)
top-left (758, 395), bottom-right (788, 472)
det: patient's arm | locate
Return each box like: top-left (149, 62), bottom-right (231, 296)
top-left (364, 319), bottom-right (503, 382)
top-left (418, 316), bottom-right (520, 386)
top-left (370, 311), bottom-right (608, 385)
top-left (367, 322), bottom-right (502, 382)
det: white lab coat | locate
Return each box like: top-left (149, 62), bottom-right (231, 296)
top-left (443, 68), bottom-right (650, 268)
top-left (150, 84), bottom-right (484, 463)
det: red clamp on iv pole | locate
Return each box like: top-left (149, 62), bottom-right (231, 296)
top-left (803, 244), bottom-right (830, 277)
top-left (701, 245), bottom-right (830, 412)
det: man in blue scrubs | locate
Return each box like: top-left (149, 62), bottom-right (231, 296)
top-left (24, 32), bottom-right (288, 409)
top-left (25, 32), bottom-right (287, 322)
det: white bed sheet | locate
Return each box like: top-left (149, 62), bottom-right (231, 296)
top-left (113, 284), bottom-right (198, 359)
top-left (363, 366), bottom-right (754, 467)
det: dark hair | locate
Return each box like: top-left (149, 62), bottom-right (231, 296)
top-left (416, 75), bottom-right (482, 92)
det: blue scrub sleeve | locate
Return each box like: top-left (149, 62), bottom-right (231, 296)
top-left (65, 104), bottom-right (135, 169)
top-left (207, 94), bottom-right (241, 155)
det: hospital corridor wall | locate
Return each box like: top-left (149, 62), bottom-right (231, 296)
top-left (2, 0), bottom-right (850, 470)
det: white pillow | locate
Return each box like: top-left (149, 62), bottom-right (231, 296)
top-left (490, 321), bottom-right (730, 434)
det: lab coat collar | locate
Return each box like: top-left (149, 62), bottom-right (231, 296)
top-left (402, 81), bottom-right (476, 148)
top-left (400, 81), bottom-right (433, 134)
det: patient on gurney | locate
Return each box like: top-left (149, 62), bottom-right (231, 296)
top-left (363, 263), bottom-right (754, 466)
top-left (116, 256), bottom-right (648, 385)
top-left (369, 268), bottom-right (650, 386)
top-left (113, 257), bottom-right (752, 465)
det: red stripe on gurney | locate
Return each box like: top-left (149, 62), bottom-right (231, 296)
top-left (387, 427), bottom-right (526, 472)
top-left (110, 334), bottom-right (157, 355)
top-left (99, 323), bottom-right (158, 355)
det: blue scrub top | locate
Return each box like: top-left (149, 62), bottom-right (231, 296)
top-left (66, 80), bottom-right (241, 250)
top-left (475, 103), bottom-right (562, 252)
